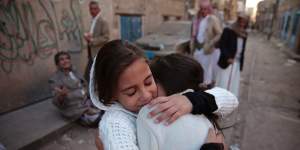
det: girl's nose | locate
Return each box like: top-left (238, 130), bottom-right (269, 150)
top-left (139, 88), bottom-right (152, 103)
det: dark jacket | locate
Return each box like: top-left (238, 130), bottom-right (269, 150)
top-left (217, 28), bottom-right (247, 71)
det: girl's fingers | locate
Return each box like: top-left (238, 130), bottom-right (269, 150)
top-left (155, 105), bottom-right (178, 124)
top-left (166, 111), bottom-right (182, 125)
top-left (205, 128), bottom-right (217, 143)
top-left (148, 97), bottom-right (168, 108)
top-left (148, 94), bottom-right (192, 124)
top-left (148, 99), bottom-right (174, 118)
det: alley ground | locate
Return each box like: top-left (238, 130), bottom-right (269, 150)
top-left (39, 32), bottom-right (300, 150)
top-left (224, 32), bottom-right (300, 150)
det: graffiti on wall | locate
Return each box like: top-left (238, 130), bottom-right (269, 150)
top-left (0, 0), bottom-right (84, 74)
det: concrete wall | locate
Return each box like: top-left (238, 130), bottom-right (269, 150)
top-left (160, 0), bottom-right (186, 17)
top-left (144, 0), bottom-right (163, 34)
top-left (147, 0), bottom-right (187, 33)
top-left (0, 0), bottom-right (92, 114)
top-left (256, 0), bottom-right (275, 33)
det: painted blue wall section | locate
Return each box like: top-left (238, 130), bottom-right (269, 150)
top-left (289, 11), bottom-right (300, 48)
top-left (281, 12), bottom-right (290, 40)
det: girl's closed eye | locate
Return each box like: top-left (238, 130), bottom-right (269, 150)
top-left (124, 88), bottom-right (136, 97)
top-left (144, 75), bottom-right (153, 86)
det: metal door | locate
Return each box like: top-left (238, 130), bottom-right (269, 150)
top-left (120, 15), bottom-right (142, 42)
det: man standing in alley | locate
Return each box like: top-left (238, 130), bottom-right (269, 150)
top-left (84, 1), bottom-right (109, 81)
top-left (190, 0), bottom-right (222, 88)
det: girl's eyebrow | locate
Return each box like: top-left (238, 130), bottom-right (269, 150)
top-left (121, 86), bottom-right (135, 92)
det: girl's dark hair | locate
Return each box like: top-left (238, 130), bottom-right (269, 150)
top-left (94, 39), bottom-right (145, 105)
top-left (150, 54), bottom-right (220, 130)
top-left (150, 54), bottom-right (204, 96)
top-left (54, 51), bottom-right (71, 66)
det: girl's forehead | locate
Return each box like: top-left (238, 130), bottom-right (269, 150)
top-left (121, 59), bottom-right (149, 78)
top-left (117, 58), bottom-right (151, 87)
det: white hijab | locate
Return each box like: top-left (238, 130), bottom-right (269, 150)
top-left (89, 54), bottom-right (137, 116)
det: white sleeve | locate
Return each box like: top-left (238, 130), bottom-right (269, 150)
top-left (205, 87), bottom-right (239, 118)
top-left (99, 112), bottom-right (139, 150)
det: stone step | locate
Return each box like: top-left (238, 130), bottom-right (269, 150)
top-left (0, 99), bottom-right (75, 150)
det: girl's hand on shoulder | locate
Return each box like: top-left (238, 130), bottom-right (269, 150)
top-left (206, 128), bottom-right (224, 144)
top-left (202, 128), bottom-right (227, 150)
top-left (147, 94), bottom-right (192, 125)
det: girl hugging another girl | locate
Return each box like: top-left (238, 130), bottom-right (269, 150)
top-left (89, 40), bottom-right (238, 150)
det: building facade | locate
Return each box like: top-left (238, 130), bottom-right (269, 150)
top-left (0, 0), bottom-right (191, 114)
top-left (256, 0), bottom-right (275, 34)
top-left (256, 0), bottom-right (300, 53)
top-left (97, 0), bottom-right (189, 42)
top-left (277, 0), bottom-right (300, 53)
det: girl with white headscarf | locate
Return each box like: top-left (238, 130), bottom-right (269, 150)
top-left (90, 40), bottom-right (237, 150)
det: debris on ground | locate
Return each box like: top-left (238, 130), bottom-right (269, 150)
top-left (284, 59), bottom-right (297, 67)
